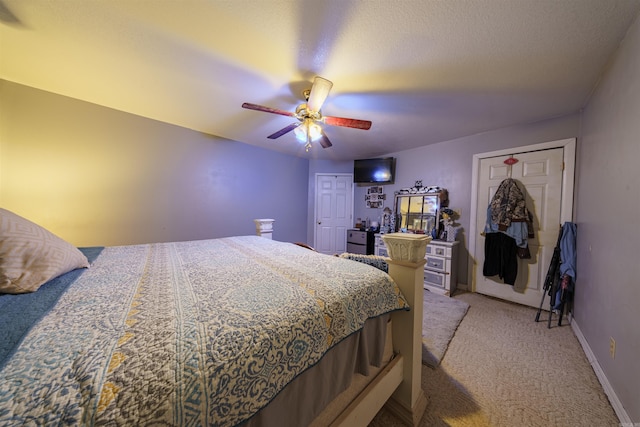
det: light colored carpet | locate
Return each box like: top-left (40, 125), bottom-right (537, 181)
top-left (370, 292), bottom-right (620, 427)
top-left (422, 290), bottom-right (469, 368)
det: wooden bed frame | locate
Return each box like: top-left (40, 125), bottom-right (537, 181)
top-left (269, 227), bottom-right (429, 426)
top-left (333, 233), bottom-right (429, 426)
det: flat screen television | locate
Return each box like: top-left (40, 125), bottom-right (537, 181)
top-left (353, 157), bottom-right (396, 184)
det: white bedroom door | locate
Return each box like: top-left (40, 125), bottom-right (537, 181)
top-left (315, 174), bottom-right (353, 255)
top-left (474, 147), bottom-right (564, 308)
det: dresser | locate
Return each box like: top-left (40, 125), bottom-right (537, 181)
top-left (424, 240), bottom-right (459, 296)
top-left (376, 236), bottom-right (459, 296)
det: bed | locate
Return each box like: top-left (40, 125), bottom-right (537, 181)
top-left (0, 209), bottom-right (428, 426)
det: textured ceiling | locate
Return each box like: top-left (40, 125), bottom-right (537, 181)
top-left (2, 0), bottom-right (639, 160)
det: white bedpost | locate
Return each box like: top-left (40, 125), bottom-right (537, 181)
top-left (382, 233), bottom-right (430, 426)
top-left (254, 219), bottom-right (275, 239)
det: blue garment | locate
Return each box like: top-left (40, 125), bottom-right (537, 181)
top-left (484, 205), bottom-right (529, 249)
top-left (553, 222), bottom-right (577, 310)
top-left (559, 222), bottom-right (577, 280)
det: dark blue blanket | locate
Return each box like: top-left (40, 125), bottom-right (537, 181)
top-left (0, 247), bottom-right (103, 370)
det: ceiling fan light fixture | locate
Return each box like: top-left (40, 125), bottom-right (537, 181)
top-left (308, 121), bottom-right (322, 140)
top-left (293, 126), bottom-right (305, 142)
top-left (294, 119), bottom-right (322, 144)
top-left (242, 75), bottom-right (367, 152)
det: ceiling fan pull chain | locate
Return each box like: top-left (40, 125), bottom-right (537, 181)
top-left (305, 125), bottom-right (312, 152)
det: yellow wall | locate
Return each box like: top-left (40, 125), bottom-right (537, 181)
top-left (0, 80), bottom-right (309, 246)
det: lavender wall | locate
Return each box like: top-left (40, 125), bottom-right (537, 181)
top-left (0, 80), bottom-right (309, 246)
top-left (576, 13), bottom-right (640, 421)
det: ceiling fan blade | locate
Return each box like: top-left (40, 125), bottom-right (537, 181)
top-left (242, 102), bottom-right (296, 118)
top-left (267, 123), bottom-right (301, 139)
top-left (306, 77), bottom-right (333, 113)
top-left (318, 130), bottom-right (333, 149)
top-left (323, 116), bottom-right (372, 130)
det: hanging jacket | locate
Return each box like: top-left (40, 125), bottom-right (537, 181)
top-left (559, 222), bottom-right (577, 280)
top-left (553, 222), bottom-right (577, 310)
top-left (484, 205), bottom-right (532, 259)
top-left (490, 178), bottom-right (534, 234)
top-left (482, 178), bottom-right (536, 286)
top-left (487, 178), bottom-right (533, 259)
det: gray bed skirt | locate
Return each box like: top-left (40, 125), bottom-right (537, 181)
top-left (241, 313), bottom-right (391, 427)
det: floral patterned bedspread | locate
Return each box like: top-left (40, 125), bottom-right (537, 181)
top-left (0, 236), bottom-right (408, 426)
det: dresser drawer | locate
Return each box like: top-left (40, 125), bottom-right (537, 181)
top-left (424, 270), bottom-right (445, 288)
top-left (425, 256), bottom-right (445, 271)
top-left (426, 244), bottom-right (450, 257)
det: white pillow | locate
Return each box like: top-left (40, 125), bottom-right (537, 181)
top-left (0, 208), bottom-right (89, 294)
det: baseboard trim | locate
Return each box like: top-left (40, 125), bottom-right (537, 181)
top-left (570, 318), bottom-right (631, 424)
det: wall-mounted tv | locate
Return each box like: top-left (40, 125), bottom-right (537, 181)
top-left (353, 157), bottom-right (396, 184)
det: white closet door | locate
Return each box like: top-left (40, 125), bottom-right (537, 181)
top-left (474, 148), bottom-right (564, 308)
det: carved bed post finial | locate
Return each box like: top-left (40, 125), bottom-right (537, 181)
top-left (254, 219), bottom-right (275, 239)
top-left (381, 232), bottom-right (430, 425)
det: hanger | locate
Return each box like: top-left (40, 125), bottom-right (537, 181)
top-left (504, 155), bottom-right (519, 178)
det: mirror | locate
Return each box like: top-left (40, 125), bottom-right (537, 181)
top-left (394, 190), bottom-right (448, 236)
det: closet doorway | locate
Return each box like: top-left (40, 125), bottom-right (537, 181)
top-left (469, 138), bottom-right (575, 308)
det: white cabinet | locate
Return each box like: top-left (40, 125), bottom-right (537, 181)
top-left (424, 240), bottom-right (459, 296)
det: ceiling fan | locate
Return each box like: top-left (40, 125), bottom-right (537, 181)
top-left (242, 76), bottom-right (372, 151)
